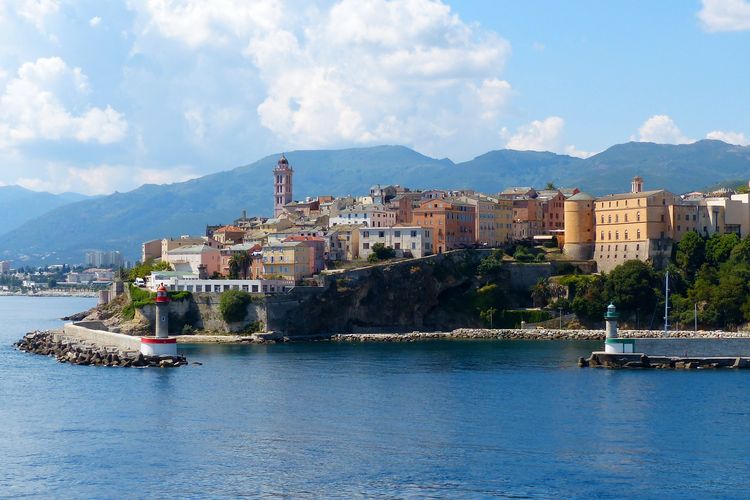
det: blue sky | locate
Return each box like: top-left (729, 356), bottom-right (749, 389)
top-left (0, 0), bottom-right (748, 195)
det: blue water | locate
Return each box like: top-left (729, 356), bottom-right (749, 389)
top-left (2, 296), bottom-right (750, 498)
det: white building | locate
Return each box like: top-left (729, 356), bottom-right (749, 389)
top-left (358, 226), bottom-right (432, 259)
top-left (164, 244), bottom-right (221, 276)
top-left (149, 271), bottom-right (293, 294)
top-left (330, 204), bottom-right (397, 228)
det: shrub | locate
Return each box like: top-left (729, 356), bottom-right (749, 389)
top-left (219, 289), bottom-right (252, 323)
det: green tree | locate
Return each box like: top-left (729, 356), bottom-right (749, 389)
top-left (477, 249), bottom-right (504, 278)
top-left (545, 182), bottom-right (556, 190)
top-left (370, 242), bottom-right (396, 261)
top-left (605, 260), bottom-right (659, 321)
top-left (480, 307), bottom-right (498, 328)
top-left (730, 235), bottom-right (750, 265)
top-left (475, 283), bottom-right (507, 311)
top-left (571, 274), bottom-right (608, 323)
top-left (128, 259), bottom-right (172, 281)
top-left (530, 279), bottom-right (551, 307)
top-left (675, 231), bottom-right (705, 279)
top-left (219, 289), bottom-right (252, 323)
top-left (705, 233), bottom-right (740, 265)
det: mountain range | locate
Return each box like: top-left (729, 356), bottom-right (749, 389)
top-left (1, 139), bottom-right (749, 265)
top-left (0, 186), bottom-right (90, 234)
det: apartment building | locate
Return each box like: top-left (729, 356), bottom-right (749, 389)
top-left (358, 226), bottom-right (433, 259)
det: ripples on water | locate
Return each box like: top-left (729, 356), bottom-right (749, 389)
top-left (2, 296), bottom-right (750, 498)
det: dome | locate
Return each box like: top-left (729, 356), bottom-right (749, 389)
top-left (156, 284), bottom-right (170, 303)
top-left (278, 153), bottom-right (289, 165)
top-left (567, 192), bottom-right (594, 201)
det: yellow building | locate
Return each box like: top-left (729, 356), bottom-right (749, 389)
top-left (457, 195), bottom-right (513, 246)
top-left (563, 192), bottom-right (595, 260)
top-left (564, 177), bottom-right (703, 272)
top-left (262, 241), bottom-right (312, 282)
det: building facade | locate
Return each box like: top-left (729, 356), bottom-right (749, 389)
top-left (412, 198), bottom-right (476, 253)
top-left (358, 226), bottom-right (432, 259)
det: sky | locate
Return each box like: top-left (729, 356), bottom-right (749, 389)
top-left (0, 0), bottom-right (748, 195)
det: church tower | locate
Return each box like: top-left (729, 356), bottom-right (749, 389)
top-left (273, 153), bottom-right (293, 217)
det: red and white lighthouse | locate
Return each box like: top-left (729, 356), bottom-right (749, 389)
top-left (140, 283), bottom-right (177, 356)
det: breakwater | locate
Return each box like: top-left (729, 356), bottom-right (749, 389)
top-left (15, 330), bottom-right (187, 368)
top-left (329, 328), bottom-right (750, 342)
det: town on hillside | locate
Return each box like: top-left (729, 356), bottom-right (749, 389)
top-left (4, 154), bottom-right (750, 298)
top-left (130, 155), bottom-right (750, 293)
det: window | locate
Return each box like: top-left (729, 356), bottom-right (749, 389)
top-left (660, 214), bottom-right (664, 222)
top-left (363, 243), bottom-right (370, 249)
top-left (625, 214), bottom-right (628, 222)
top-left (637, 229), bottom-right (641, 239)
top-left (637, 212), bottom-right (641, 221)
top-left (608, 215), bottom-right (612, 223)
top-left (394, 231), bottom-right (401, 237)
top-left (379, 231), bottom-right (385, 238)
top-left (394, 243), bottom-right (401, 250)
top-left (615, 214), bottom-right (619, 223)
top-left (601, 231), bottom-right (604, 240)
top-left (608, 231), bottom-right (612, 240)
top-left (363, 231), bottom-right (369, 238)
top-left (624, 230), bottom-right (629, 239)
top-left (615, 231), bottom-right (619, 240)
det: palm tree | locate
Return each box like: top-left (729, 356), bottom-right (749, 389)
top-left (229, 252), bottom-right (251, 279)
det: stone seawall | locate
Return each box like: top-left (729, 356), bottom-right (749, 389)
top-left (62, 322), bottom-right (142, 351)
top-left (330, 328), bottom-right (750, 342)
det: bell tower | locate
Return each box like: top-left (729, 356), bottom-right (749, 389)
top-left (273, 153), bottom-right (293, 217)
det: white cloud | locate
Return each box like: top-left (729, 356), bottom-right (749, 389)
top-left (505, 116), bottom-right (564, 152)
top-left (635, 115), bottom-right (692, 144)
top-left (138, 0), bottom-right (282, 48)
top-left (16, 0), bottom-right (60, 32)
top-left (0, 57), bottom-right (128, 149)
top-left (503, 116), bottom-right (593, 158)
top-left (15, 163), bottom-right (200, 195)
top-left (131, 0), bottom-right (512, 157)
top-left (706, 130), bottom-right (750, 145)
top-left (564, 145), bottom-right (594, 159)
top-left (89, 16), bottom-right (101, 27)
top-left (699, 0), bottom-right (750, 31)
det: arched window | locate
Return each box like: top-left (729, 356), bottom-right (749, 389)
top-left (601, 231), bottom-right (605, 240)
top-left (601, 215), bottom-right (604, 223)
top-left (625, 213), bottom-right (629, 222)
top-left (637, 212), bottom-right (641, 221)
top-left (615, 214), bottom-right (619, 223)
top-left (615, 231), bottom-right (619, 240)
top-left (624, 230), bottom-right (629, 239)
top-left (608, 231), bottom-right (612, 240)
top-left (608, 215), bottom-right (611, 223)
top-left (637, 229), bottom-right (641, 239)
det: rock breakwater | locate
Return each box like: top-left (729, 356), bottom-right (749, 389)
top-left (330, 328), bottom-right (750, 342)
top-left (15, 330), bottom-right (187, 368)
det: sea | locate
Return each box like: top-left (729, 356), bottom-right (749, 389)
top-left (2, 296), bottom-right (750, 499)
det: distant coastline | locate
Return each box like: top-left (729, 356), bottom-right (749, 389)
top-left (0, 290), bottom-right (98, 298)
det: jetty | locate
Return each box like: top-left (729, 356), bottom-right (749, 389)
top-left (582, 304), bottom-right (750, 369)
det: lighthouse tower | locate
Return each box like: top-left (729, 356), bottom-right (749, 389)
top-left (273, 153), bottom-right (293, 217)
top-left (140, 284), bottom-right (177, 356)
top-left (603, 303), bottom-right (634, 353)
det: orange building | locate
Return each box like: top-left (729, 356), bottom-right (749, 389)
top-left (413, 198), bottom-right (476, 253)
